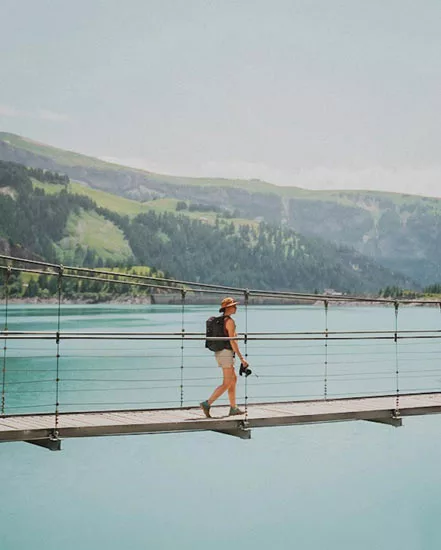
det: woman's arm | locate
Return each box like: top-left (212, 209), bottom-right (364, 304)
top-left (225, 318), bottom-right (248, 366)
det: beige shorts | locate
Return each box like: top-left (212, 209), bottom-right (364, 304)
top-left (215, 349), bottom-right (235, 368)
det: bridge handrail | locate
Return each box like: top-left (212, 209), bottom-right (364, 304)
top-left (1, 329), bottom-right (441, 342)
top-left (2, 253), bottom-right (441, 305)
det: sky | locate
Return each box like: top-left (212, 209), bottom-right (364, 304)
top-left (1, 0), bottom-right (440, 196)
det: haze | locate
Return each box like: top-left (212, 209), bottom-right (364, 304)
top-left (1, 0), bottom-right (440, 196)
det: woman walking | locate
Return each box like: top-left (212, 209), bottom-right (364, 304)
top-left (200, 297), bottom-right (249, 418)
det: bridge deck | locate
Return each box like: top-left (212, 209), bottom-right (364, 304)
top-left (1, 392), bottom-right (441, 446)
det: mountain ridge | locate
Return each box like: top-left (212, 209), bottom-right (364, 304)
top-left (1, 132), bottom-right (441, 286)
top-left (0, 158), bottom-right (415, 294)
top-left (1, 131), bottom-right (435, 201)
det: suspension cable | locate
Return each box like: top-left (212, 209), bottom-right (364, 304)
top-left (3, 253), bottom-right (441, 421)
top-left (180, 288), bottom-right (186, 408)
top-left (1, 266), bottom-right (11, 416)
top-left (244, 289), bottom-right (249, 422)
top-left (53, 266), bottom-right (63, 438)
top-left (394, 301), bottom-right (400, 416)
top-left (3, 253), bottom-right (441, 306)
top-left (324, 299), bottom-right (329, 400)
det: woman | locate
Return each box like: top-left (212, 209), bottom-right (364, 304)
top-left (200, 297), bottom-right (249, 418)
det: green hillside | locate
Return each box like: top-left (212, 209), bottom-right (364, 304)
top-left (0, 132), bottom-right (317, 207)
top-left (0, 159), bottom-right (416, 294)
top-left (57, 209), bottom-right (133, 264)
top-left (32, 180), bottom-right (258, 228)
top-left (0, 133), bottom-right (122, 171)
top-left (1, 131), bottom-right (434, 202)
top-left (2, 132), bottom-right (441, 285)
top-left (0, 162), bottom-right (135, 268)
top-left (33, 179), bottom-right (149, 214)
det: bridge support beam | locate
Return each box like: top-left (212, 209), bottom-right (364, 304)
top-left (365, 416), bottom-right (402, 428)
top-left (26, 438), bottom-right (62, 451)
top-left (212, 427), bottom-right (251, 440)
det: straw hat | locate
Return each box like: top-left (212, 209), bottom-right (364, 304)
top-left (219, 297), bottom-right (240, 312)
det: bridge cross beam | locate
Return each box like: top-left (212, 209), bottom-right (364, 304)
top-left (26, 437), bottom-right (62, 451)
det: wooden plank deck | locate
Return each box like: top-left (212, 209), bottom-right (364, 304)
top-left (2, 392), bottom-right (441, 445)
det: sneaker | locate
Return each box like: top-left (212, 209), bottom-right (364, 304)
top-left (200, 401), bottom-right (211, 418)
top-left (229, 406), bottom-right (245, 416)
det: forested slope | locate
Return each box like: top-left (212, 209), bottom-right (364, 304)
top-left (0, 160), bottom-right (414, 294)
top-left (2, 132), bottom-right (441, 285)
top-left (0, 162), bottom-right (411, 292)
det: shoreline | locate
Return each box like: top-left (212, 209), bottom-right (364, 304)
top-left (5, 295), bottom-right (440, 307)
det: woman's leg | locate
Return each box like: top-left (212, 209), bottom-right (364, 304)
top-left (227, 369), bottom-right (237, 407)
top-left (207, 367), bottom-right (235, 405)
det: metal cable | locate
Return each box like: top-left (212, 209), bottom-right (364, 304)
top-left (6, 368), bottom-right (441, 390)
top-left (2, 253), bottom-right (441, 305)
top-left (12, 369), bottom-right (441, 396)
top-left (394, 302), bottom-right (400, 416)
top-left (1, 266), bottom-right (11, 416)
top-left (5, 328), bottom-right (441, 337)
top-left (4, 329), bottom-right (441, 344)
top-left (244, 289), bottom-right (249, 422)
top-left (54, 267), bottom-right (63, 436)
top-left (2, 253), bottom-right (441, 418)
top-left (180, 289), bottom-right (185, 407)
top-left (324, 300), bottom-right (328, 400)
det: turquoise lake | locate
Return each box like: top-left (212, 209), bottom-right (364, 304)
top-left (1, 304), bottom-right (441, 549)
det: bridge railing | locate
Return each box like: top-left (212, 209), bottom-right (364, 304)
top-left (1, 327), bottom-right (441, 416)
top-left (1, 254), bottom-right (441, 426)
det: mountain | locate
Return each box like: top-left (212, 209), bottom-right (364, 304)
top-left (0, 159), bottom-right (414, 294)
top-left (1, 132), bottom-right (440, 285)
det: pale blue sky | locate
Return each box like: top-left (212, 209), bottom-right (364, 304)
top-left (1, 0), bottom-right (440, 195)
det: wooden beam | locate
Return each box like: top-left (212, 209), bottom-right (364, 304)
top-left (26, 438), bottom-right (62, 451)
top-left (365, 417), bottom-right (402, 428)
top-left (213, 427), bottom-right (251, 440)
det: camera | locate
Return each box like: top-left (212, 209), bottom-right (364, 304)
top-left (239, 363), bottom-right (252, 377)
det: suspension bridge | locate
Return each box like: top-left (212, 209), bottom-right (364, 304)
top-left (1, 254), bottom-right (441, 451)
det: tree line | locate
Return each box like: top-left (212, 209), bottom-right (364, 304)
top-left (0, 161), bottom-right (94, 262)
top-left (0, 159), bottom-right (420, 298)
top-left (27, 166), bottom-right (69, 185)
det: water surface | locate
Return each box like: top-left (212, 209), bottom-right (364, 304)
top-left (1, 304), bottom-right (440, 549)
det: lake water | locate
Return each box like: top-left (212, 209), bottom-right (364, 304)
top-left (1, 304), bottom-right (441, 549)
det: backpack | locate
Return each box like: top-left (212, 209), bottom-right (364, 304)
top-left (205, 315), bottom-right (230, 352)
